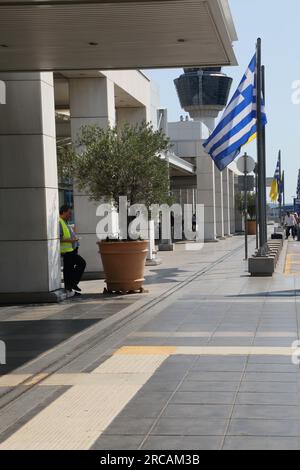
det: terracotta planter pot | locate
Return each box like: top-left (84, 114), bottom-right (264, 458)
top-left (247, 220), bottom-right (257, 235)
top-left (97, 240), bottom-right (148, 294)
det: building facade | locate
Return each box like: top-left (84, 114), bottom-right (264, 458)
top-left (0, 0), bottom-right (237, 303)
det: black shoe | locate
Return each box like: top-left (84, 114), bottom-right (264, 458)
top-left (74, 291), bottom-right (82, 297)
top-left (73, 285), bottom-right (82, 292)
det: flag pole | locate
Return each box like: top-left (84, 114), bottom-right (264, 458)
top-left (256, 38), bottom-right (267, 253)
top-left (282, 170), bottom-right (285, 215)
top-left (261, 64), bottom-right (268, 245)
top-left (278, 150), bottom-right (282, 226)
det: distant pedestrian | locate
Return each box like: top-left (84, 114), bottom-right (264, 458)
top-left (59, 205), bottom-right (86, 297)
top-left (284, 211), bottom-right (297, 240)
top-left (294, 213), bottom-right (300, 241)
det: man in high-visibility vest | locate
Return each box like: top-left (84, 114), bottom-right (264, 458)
top-left (59, 205), bottom-right (86, 296)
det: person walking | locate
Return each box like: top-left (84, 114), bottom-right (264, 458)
top-left (284, 211), bottom-right (297, 240)
top-left (59, 205), bottom-right (86, 297)
top-left (294, 213), bottom-right (300, 241)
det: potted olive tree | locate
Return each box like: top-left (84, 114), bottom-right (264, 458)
top-left (236, 192), bottom-right (257, 235)
top-left (61, 122), bottom-right (171, 294)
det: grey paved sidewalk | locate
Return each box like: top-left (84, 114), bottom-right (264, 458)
top-left (1, 236), bottom-right (300, 450)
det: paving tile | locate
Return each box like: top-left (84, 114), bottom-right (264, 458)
top-left (227, 418), bottom-right (300, 437)
top-left (179, 381), bottom-right (240, 393)
top-left (140, 380), bottom-right (181, 392)
top-left (208, 338), bottom-right (254, 346)
top-left (232, 404), bottom-right (300, 420)
top-left (103, 418), bottom-right (155, 436)
top-left (239, 381), bottom-right (298, 394)
top-left (151, 418), bottom-right (228, 436)
top-left (243, 372), bottom-right (299, 383)
top-left (170, 391), bottom-right (236, 405)
top-left (162, 404), bottom-right (231, 420)
top-left (253, 339), bottom-right (296, 347)
top-left (236, 392), bottom-right (300, 406)
top-left (91, 435), bottom-right (143, 450)
top-left (245, 363), bottom-right (298, 373)
top-left (247, 355), bottom-right (295, 365)
top-left (118, 402), bottom-right (167, 419)
top-left (164, 355), bottom-right (197, 365)
top-left (142, 436), bottom-right (222, 450)
top-left (222, 436), bottom-right (300, 450)
top-left (186, 371), bottom-right (243, 382)
top-left (191, 362), bottom-right (246, 372)
top-left (162, 338), bottom-right (208, 346)
top-left (133, 391), bottom-right (172, 402)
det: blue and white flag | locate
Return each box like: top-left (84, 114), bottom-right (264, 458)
top-left (203, 54), bottom-right (267, 171)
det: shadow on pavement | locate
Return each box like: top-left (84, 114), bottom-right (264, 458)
top-left (0, 319), bottom-right (99, 375)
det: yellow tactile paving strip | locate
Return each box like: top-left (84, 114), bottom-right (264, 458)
top-left (116, 345), bottom-right (298, 357)
top-left (284, 253), bottom-right (300, 276)
top-left (115, 346), bottom-right (177, 355)
top-left (0, 352), bottom-right (168, 450)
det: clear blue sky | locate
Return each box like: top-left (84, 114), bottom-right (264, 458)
top-left (144, 0), bottom-right (300, 203)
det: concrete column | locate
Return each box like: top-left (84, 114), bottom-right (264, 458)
top-left (116, 107), bottom-right (147, 127)
top-left (0, 79), bottom-right (5, 104)
top-left (197, 150), bottom-right (217, 242)
top-left (215, 168), bottom-right (225, 239)
top-left (70, 77), bottom-right (116, 278)
top-left (229, 169), bottom-right (235, 234)
top-left (0, 72), bottom-right (62, 303)
top-left (223, 168), bottom-right (231, 236)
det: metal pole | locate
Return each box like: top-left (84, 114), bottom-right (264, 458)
top-left (261, 64), bottom-right (268, 246)
top-left (256, 39), bottom-right (267, 254)
top-left (244, 153), bottom-right (248, 260)
top-left (255, 164), bottom-right (259, 250)
top-left (282, 171), bottom-right (285, 211)
top-left (278, 150), bottom-right (282, 226)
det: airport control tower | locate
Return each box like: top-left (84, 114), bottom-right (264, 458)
top-left (170, 68), bottom-right (235, 241)
top-left (174, 67), bottom-right (232, 131)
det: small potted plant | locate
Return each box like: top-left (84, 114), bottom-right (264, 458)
top-left (72, 122), bottom-right (171, 294)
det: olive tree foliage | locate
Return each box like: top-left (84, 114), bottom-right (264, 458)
top-left (57, 141), bottom-right (77, 182)
top-left (57, 122), bottom-right (172, 209)
top-left (235, 192), bottom-right (257, 221)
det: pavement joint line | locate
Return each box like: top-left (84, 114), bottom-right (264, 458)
top-left (0, 238), bottom-right (248, 411)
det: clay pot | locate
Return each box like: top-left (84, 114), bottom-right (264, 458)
top-left (97, 240), bottom-right (148, 294)
top-left (247, 220), bottom-right (257, 235)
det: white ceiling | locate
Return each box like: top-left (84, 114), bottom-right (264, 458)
top-left (0, 0), bottom-right (237, 71)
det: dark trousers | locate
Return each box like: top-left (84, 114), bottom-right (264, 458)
top-left (286, 226), bottom-right (296, 239)
top-left (62, 250), bottom-right (86, 290)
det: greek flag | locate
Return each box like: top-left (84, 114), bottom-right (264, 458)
top-left (203, 54), bottom-right (267, 171)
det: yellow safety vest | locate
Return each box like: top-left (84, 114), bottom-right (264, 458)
top-left (59, 218), bottom-right (74, 254)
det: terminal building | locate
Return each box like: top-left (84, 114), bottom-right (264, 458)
top-left (0, 0), bottom-right (238, 303)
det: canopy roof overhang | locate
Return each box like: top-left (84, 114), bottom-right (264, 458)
top-left (0, 0), bottom-right (237, 72)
